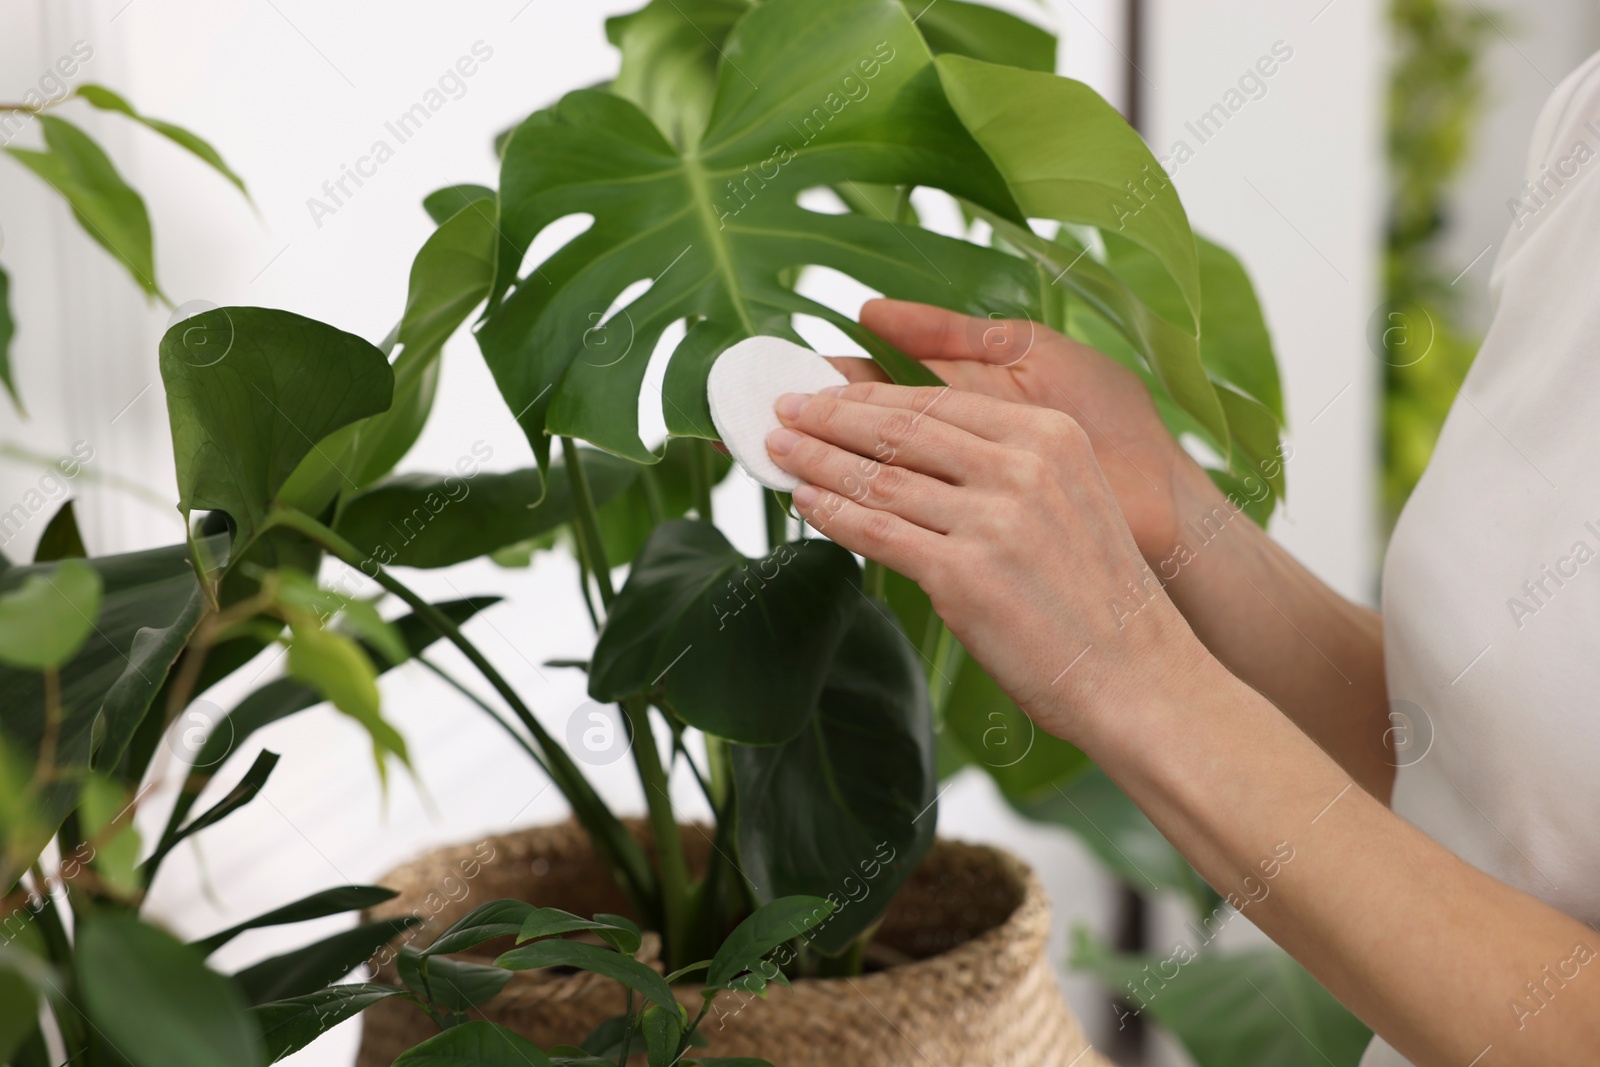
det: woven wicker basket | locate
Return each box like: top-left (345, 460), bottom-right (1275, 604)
top-left (355, 820), bottom-right (1113, 1067)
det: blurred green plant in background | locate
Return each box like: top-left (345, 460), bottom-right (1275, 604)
top-left (1382, 0), bottom-right (1496, 525)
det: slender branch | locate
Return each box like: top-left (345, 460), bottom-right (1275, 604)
top-left (414, 655), bottom-right (554, 778)
top-left (689, 439), bottom-right (716, 522)
top-left (561, 438), bottom-right (615, 609)
top-left (264, 507), bottom-right (658, 918)
top-left (625, 697), bottom-right (693, 967)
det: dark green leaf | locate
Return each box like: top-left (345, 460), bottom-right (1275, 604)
top-left (579, 1013), bottom-right (637, 1059)
top-left (232, 917), bottom-right (419, 1005)
top-left (706, 896), bottom-right (833, 987)
top-left (5, 115), bottom-right (161, 298)
top-left (0, 264), bottom-right (16, 411)
top-left (517, 908), bottom-right (641, 955)
top-left (392, 1021), bottom-right (553, 1067)
top-left (159, 307), bottom-right (393, 552)
top-left (32, 499), bottom-right (87, 561)
top-left (642, 1003), bottom-right (682, 1067)
top-left (941, 652), bottom-right (1091, 798)
top-left (423, 899), bottom-right (537, 957)
top-left (495, 939), bottom-right (678, 1014)
top-left (0, 538), bottom-right (219, 874)
top-left (252, 983), bottom-right (405, 1064)
top-left (196, 885), bottom-right (399, 954)
top-left (1073, 933), bottom-right (1372, 1067)
top-left (0, 964), bottom-right (35, 1063)
top-left (75, 84), bottom-right (250, 198)
top-left (423, 183), bottom-right (494, 224)
top-left (589, 521), bottom-right (860, 745)
top-left (170, 748), bottom-right (278, 842)
top-left (333, 450), bottom-right (634, 570)
top-left (0, 558), bottom-right (100, 669)
top-left (78, 915), bottom-right (265, 1067)
top-left (906, 1), bottom-right (1055, 71)
top-left (732, 600), bottom-right (936, 954)
top-left (398, 946), bottom-right (513, 1013)
top-left (479, 0), bottom-right (1024, 471)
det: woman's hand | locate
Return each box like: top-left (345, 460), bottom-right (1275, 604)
top-left (765, 380), bottom-right (1210, 743)
top-left (843, 298), bottom-right (1211, 567)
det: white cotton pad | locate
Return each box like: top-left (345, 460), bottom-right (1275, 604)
top-left (707, 336), bottom-right (849, 492)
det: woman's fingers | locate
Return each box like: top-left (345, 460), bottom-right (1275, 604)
top-left (766, 425), bottom-right (959, 533)
top-left (795, 380), bottom-right (1069, 451)
top-left (789, 484), bottom-right (940, 582)
top-left (771, 390), bottom-right (997, 483)
top-left (860, 298), bottom-right (1040, 368)
top-left (824, 355), bottom-right (891, 385)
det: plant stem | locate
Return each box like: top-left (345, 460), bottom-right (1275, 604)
top-left (625, 697), bottom-right (693, 967)
top-left (562, 438), bottom-right (615, 610)
top-left (265, 507), bottom-right (658, 920)
top-left (763, 491), bottom-right (787, 552)
top-left (688, 439), bottom-right (716, 522)
top-left (862, 559), bottom-right (886, 600)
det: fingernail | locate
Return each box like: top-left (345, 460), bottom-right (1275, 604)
top-left (775, 393), bottom-right (809, 419)
top-left (818, 385), bottom-right (845, 397)
top-left (792, 484), bottom-right (820, 508)
top-left (767, 427), bottom-right (802, 455)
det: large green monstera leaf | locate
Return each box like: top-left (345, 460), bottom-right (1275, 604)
top-left (478, 0), bottom-right (1256, 478)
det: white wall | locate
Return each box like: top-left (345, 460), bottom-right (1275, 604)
top-left (1, 2), bottom-right (1385, 1064)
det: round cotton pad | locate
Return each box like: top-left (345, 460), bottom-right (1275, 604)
top-left (707, 336), bottom-right (849, 492)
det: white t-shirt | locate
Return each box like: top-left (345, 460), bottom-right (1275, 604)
top-left (1362, 48), bottom-right (1600, 1067)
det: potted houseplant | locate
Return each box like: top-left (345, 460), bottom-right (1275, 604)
top-left (1, 0), bottom-right (1306, 1063)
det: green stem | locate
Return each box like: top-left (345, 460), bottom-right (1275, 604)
top-left (689, 439), bottom-right (716, 522)
top-left (415, 655), bottom-right (554, 777)
top-left (927, 623), bottom-right (962, 728)
top-left (862, 560), bottom-right (886, 600)
top-left (625, 697), bottom-right (693, 968)
top-left (763, 491), bottom-right (787, 552)
top-left (31, 881), bottom-right (88, 1053)
top-left (266, 507), bottom-right (658, 921)
top-left (892, 184), bottom-right (915, 225)
top-left (562, 438), bottom-right (615, 609)
top-left (638, 465), bottom-right (667, 525)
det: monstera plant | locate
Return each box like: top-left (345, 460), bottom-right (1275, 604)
top-left (0, 1), bottom-right (1339, 1064)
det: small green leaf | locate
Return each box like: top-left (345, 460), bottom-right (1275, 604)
top-left (231, 917), bottom-right (418, 1005)
top-left (146, 750), bottom-right (280, 874)
top-left (273, 570), bottom-right (405, 665)
top-left (159, 307), bottom-right (393, 553)
top-left (78, 915), bottom-right (266, 1067)
top-left (195, 885), bottom-right (398, 955)
top-left (5, 116), bottom-right (162, 299)
top-left (0, 263), bottom-right (16, 411)
top-left (32, 499), bottom-right (87, 562)
top-left (252, 983), bottom-right (404, 1064)
top-left (423, 899), bottom-right (538, 957)
top-left (77, 773), bottom-right (143, 896)
top-left (496, 939), bottom-right (678, 1014)
top-left (392, 1021), bottom-right (553, 1067)
top-left (0, 964), bottom-right (36, 1063)
top-left (75, 84), bottom-right (250, 199)
top-left (641, 1003), bottom-right (682, 1067)
top-left (0, 558), bottom-right (101, 669)
top-left (422, 183), bottom-right (494, 225)
top-left (398, 946), bottom-right (513, 1013)
top-left (286, 624), bottom-right (408, 779)
top-left (706, 896), bottom-right (832, 988)
top-left (516, 908), bottom-right (641, 955)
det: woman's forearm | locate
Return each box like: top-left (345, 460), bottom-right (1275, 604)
top-left (1156, 460), bottom-right (1392, 798)
top-left (1086, 651), bottom-right (1600, 1067)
